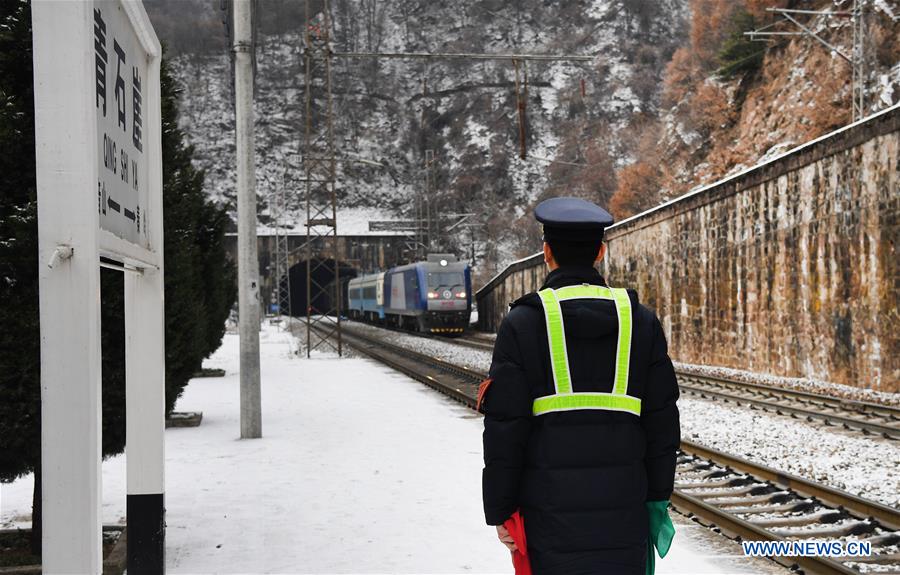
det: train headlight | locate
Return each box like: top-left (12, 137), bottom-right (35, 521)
top-left (456, 291), bottom-right (466, 298)
top-left (427, 291), bottom-right (438, 299)
top-left (439, 259), bottom-right (448, 266)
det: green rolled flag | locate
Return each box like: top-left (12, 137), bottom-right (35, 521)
top-left (645, 500), bottom-right (675, 575)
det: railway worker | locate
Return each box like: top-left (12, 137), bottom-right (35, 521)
top-left (478, 197), bottom-right (680, 574)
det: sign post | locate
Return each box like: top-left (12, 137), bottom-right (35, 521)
top-left (32, 1), bottom-right (165, 572)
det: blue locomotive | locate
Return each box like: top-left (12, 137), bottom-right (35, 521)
top-left (347, 254), bottom-right (472, 334)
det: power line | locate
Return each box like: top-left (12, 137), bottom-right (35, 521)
top-left (746, 1), bottom-right (868, 120)
top-left (332, 51), bottom-right (593, 62)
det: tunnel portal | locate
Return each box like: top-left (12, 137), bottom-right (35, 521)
top-left (285, 258), bottom-right (358, 318)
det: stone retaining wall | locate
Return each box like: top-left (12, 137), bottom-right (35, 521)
top-left (476, 105), bottom-right (898, 391)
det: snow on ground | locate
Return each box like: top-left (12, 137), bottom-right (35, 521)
top-left (340, 324), bottom-right (900, 509)
top-left (0, 322), bottom-right (790, 573)
top-left (668, 513), bottom-right (788, 575)
top-left (2, 325), bottom-right (507, 573)
top-left (161, 327), bottom-right (511, 573)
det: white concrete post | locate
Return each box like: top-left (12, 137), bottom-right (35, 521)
top-left (33, 2), bottom-right (104, 571)
top-left (234, 0), bottom-right (262, 439)
top-left (124, 18), bottom-right (165, 570)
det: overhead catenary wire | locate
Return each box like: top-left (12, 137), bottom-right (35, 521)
top-left (332, 51), bottom-right (593, 62)
top-left (301, 16), bottom-right (597, 270)
top-left (747, 0), bottom-right (868, 119)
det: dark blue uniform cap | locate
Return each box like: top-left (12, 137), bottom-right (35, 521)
top-left (534, 197), bottom-right (614, 242)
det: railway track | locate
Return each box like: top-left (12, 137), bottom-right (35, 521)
top-left (677, 373), bottom-right (900, 440)
top-left (447, 331), bottom-right (900, 441)
top-left (334, 324), bottom-right (900, 575)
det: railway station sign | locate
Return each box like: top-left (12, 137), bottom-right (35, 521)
top-left (32, 1), bottom-right (165, 573)
top-left (95, 0), bottom-right (152, 251)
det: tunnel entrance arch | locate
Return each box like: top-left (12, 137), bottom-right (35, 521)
top-left (287, 258), bottom-right (358, 317)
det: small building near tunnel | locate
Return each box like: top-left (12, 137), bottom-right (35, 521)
top-left (224, 208), bottom-right (414, 317)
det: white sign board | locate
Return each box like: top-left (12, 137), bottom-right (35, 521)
top-left (33, 1), bottom-right (165, 571)
top-left (94, 0), bottom-right (151, 250)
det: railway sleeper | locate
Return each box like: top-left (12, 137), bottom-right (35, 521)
top-left (675, 458), bottom-right (713, 470)
top-left (771, 519), bottom-right (877, 539)
top-left (863, 532), bottom-right (900, 547)
top-left (703, 468), bottom-right (740, 480)
top-left (727, 500), bottom-right (818, 515)
top-left (676, 467), bottom-right (734, 485)
top-left (841, 551), bottom-right (900, 565)
top-left (750, 510), bottom-right (847, 528)
top-left (675, 460), bottom-right (718, 470)
top-left (681, 483), bottom-right (769, 499)
top-left (675, 475), bottom-right (755, 489)
top-left (882, 420), bottom-right (900, 431)
top-left (674, 470), bottom-right (729, 483)
top-left (675, 456), bottom-right (713, 470)
top-left (709, 491), bottom-right (794, 507)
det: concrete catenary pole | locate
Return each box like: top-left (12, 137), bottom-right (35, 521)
top-left (233, 0), bottom-right (262, 438)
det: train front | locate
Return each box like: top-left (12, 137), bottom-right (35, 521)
top-left (421, 255), bottom-right (471, 334)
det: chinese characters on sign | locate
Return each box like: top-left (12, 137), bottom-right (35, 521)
top-left (94, 1), bottom-right (150, 249)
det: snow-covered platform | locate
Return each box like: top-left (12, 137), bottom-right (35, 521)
top-left (1, 323), bottom-right (785, 573)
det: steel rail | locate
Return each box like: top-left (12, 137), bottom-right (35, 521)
top-left (670, 490), bottom-right (859, 575)
top-left (679, 380), bottom-right (900, 440)
top-left (429, 329), bottom-right (900, 440)
top-left (452, 334), bottom-right (496, 352)
top-left (314, 325), bottom-right (483, 406)
top-left (680, 440), bottom-right (900, 532)
top-left (357, 325), bottom-right (900, 439)
top-left (678, 373), bottom-right (900, 421)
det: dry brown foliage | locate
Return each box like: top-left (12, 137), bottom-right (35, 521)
top-left (805, 64), bottom-right (852, 138)
top-left (609, 161), bottom-right (664, 219)
top-left (744, 0), bottom-right (789, 20)
top-left (689, 0), bottom-right (740, 69)
top-left (688, 82), bottom-right (734, 136)
top-left (663, 47), bottom-right (696, 105)
top-left (620, 0), bottom-right (899, 219)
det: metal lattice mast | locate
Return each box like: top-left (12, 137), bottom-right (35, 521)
top-left (303, 0), bottom-right (341, 356)
top-left (851, 0), bottom-right (866, 121)
top-left (424, 148), bottom-right (435, 253)
top-left (271, 173), bottom-right (291, 322)
top-left (747, 3), bottom-right (868, 121)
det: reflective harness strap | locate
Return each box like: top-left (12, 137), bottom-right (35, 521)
top-left (533, 392), bottom-right (641, 415)
top-left (534, 284), bottom-right (640, 417)
top-left (537, 288), bottom-right (571, 394)
top-left (611, 288), bottom-right (633, 395)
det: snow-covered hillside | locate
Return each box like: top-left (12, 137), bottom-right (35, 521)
top-left (166, 0), bottom-right (689, 275)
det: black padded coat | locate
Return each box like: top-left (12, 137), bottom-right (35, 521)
top-left (481, 266), bottom-right (680, 574)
